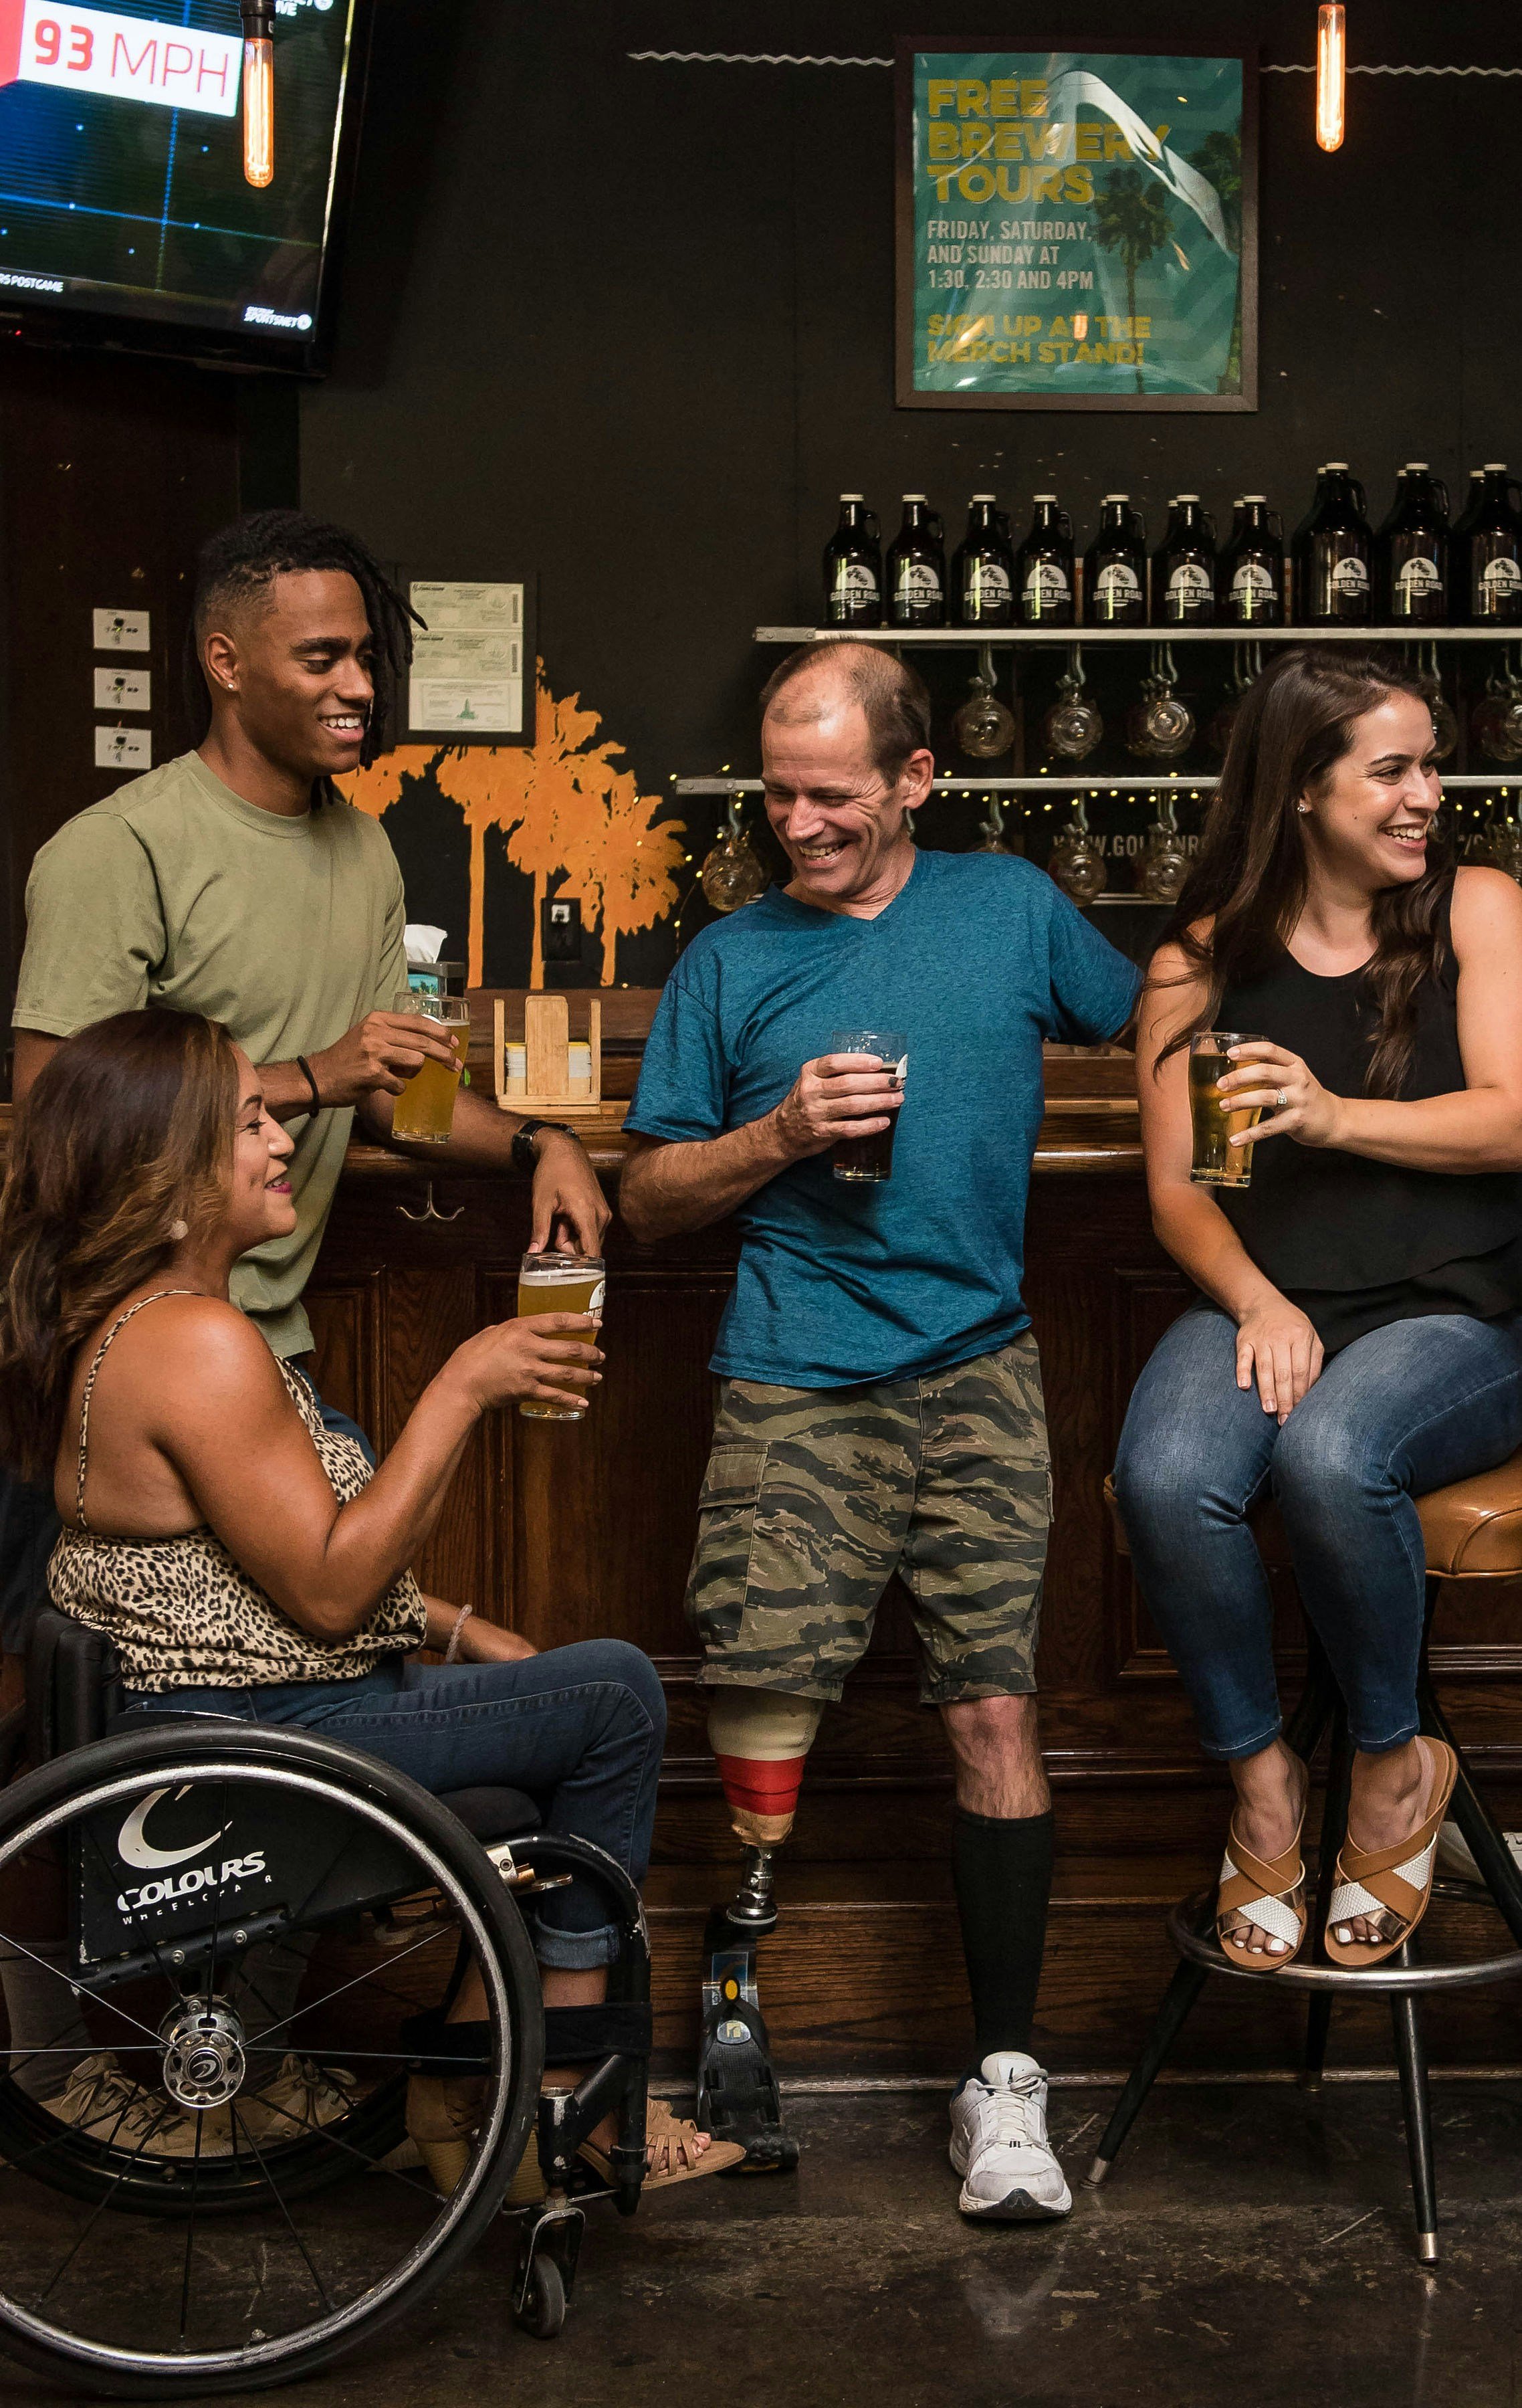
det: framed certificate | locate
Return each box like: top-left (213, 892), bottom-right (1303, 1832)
top-left (896, 40), bottom-right (1257, 411)
top-left (404, 576), bottom-right (536, 745)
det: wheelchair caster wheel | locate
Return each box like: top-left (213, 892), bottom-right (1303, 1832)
top-left (515, 2253), bottom-right (566, 2340)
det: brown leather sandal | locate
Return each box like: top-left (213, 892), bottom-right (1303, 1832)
top-left (580, 2097), bottom-right (746, 2189)
top-left (1324, 1737), bottom-right (1458, 1969)
top-left (1216, 1807), bottom-right (1308, 1970)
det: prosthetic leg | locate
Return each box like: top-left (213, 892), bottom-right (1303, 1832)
top-left (697, 1689), bottom-right (823, 2173)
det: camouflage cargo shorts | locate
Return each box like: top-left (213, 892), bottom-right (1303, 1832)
top-left (686, 1332), bottom-right (1051, 1707)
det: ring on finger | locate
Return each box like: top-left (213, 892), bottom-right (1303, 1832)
top-left (1275, 1088), bottom-right (1288, 1109)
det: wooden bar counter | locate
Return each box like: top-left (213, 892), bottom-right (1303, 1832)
top-left (301, 1021), bottom-right (1522, 2081)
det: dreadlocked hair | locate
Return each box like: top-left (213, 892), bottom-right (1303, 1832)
top-left (183, 508), bottom-right (423, 782)
top-left (1152, 645), bottom-right (1452, 1100)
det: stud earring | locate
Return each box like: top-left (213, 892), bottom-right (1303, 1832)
top-left (168, 1219), bottom-right (189, 1243)
top-left (1296, 803), bottom-right (1312, 815)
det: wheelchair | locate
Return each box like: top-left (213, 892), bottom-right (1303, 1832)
top-left (0, 1607), bottom-right (655, 2398)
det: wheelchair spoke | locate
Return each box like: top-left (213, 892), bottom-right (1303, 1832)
top-left (232, 2072), bottom-right (444, 2204)
top-left (177, 2098), bottom-right (206, 2344)
top-left (0, 1924), bottom-right (164, 2048)
top-left (249, 1924), bottom-right (462, 2050)
top-left (228, 2104), bottom-right (334, 2315)
top-left (35, 2095), bottom-right (177, 2305)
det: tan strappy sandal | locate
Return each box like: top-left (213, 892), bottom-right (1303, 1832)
top-left (1216, 1803), bottom-right (1309, 1970)
top-left (579, 2097), bottom-right (746, 2189)
top-left (1324, 1737), bottom-right (1458, 1969)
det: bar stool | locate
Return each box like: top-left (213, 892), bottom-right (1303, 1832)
top-left (1090, 1449), bottom-right (1522, 2262)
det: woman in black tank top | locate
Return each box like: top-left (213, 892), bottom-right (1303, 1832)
top-left (1113, 649), bottom-right (1522, 1975)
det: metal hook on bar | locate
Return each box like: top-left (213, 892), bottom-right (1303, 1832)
top-left (397, 1181), bottom-right (464, 1225)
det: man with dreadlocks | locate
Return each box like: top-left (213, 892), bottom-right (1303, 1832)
top-left (13, 509), bottom-right (609, 1374)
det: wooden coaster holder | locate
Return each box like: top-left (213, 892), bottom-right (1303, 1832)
top-left (494, 993), bottom-right (603, 1117)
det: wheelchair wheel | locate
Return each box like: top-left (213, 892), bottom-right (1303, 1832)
top-left (515, 2252), bottom-right (566, 2340)
top-left (0, 1719), bottom-right (544, 2397)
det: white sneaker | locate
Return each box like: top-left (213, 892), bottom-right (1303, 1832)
top-left (949, 2051), bottom-right (1072, 2221)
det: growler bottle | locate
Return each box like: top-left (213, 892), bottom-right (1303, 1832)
top-left (1083, 494), bottom-right (1146, 625)
top-left (1016, 494), bottom-right (1075, 625)
top-left (1152, 494), bottom-right (1216, 624)
top-left (1292, 463), bottom-right (1372, 624)
top-left (886, 495), bottom-right (946, 628)
top-left (1465, 464), bottom-right (1522, 625)
top-left (823, 496), bottom-right (882, 627)
top-left (954, 494), bottom-right (1016, 627)
top-left (1218, 495), bottom-right (1284, 625)
top-left (1379, 463), bottom-right (1448, 624)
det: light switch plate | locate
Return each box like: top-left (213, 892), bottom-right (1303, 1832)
top-left (93, 608), bottom-right (150, 651)
top-left (94, 666), bottom-right (151, 710)
top-left (95, 726), bottom-right (152, 771)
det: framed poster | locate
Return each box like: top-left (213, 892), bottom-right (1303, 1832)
top-left (895, 40), bottom-right (1257, 411)
top-left (403, 575), bottom-right (537, 746)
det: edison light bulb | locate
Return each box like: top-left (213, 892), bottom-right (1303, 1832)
top-left (242, 5), bottom-right (275, 188)
top-left (1316, 5), bottom-right (1345, 153)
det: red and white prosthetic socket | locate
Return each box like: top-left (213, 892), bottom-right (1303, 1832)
top-left (708, 1690), bottom-right (825, 1847)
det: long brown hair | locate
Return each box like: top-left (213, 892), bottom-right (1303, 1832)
top-left (0, 1012), bottom-right (239, 1483)
top-left (1153, 647), bottom-right (1453, 1096)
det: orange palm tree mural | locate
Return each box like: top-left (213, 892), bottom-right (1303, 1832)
top-left (583, 771), bottom-right (689, 985)
top-left (340, 662), bottom-right (686, 987)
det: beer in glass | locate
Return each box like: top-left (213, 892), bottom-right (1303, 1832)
top-left (392, 993), bottom-right (471, 1144)
top-left (831, 1028), bottom-right (907, 1183)
top-left (1189, 1031), bottom-right (1266, 1188)
top-left (517, 1251), bottom-right (605, 1421)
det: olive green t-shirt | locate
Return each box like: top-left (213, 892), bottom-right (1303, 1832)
top-left (13, 751), bottom-right (407, 1359)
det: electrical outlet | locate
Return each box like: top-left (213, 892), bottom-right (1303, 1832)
top-left (541, 896), bottom-right (582, 963)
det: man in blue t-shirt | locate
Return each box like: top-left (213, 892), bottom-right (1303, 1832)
top-left (623, 641), bottom-right (1139, 2217)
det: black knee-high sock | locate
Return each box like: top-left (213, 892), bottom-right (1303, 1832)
top-left (952, 1806), bottom-right (1055, 2076)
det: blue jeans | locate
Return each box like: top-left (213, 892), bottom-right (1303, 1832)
top-left (1113, 1306), bottom-right (1522, 1759)
top-left (124, 1641), bottom-right (667, 1969)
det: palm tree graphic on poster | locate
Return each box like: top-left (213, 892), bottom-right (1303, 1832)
top-left (1186, 130), bottom-right (1244, 391)
top-left (1093, 167), bottom-right (1170, 397)
top-left (342, 661), bottom-right (685, 987)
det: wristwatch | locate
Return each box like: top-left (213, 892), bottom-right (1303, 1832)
top-left (512, 1118), bottom-right (576, 1177)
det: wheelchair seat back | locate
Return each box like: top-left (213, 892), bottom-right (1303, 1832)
top-left (26, 1601), bottom-right (122, 1766)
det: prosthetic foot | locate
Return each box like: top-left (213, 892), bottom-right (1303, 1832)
top-left (696, 1691), bottom-right (822, 2175)
top-left (697, 1847), bottom-right (797, 2173)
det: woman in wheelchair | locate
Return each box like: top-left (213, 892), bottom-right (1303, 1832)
top-left (0, 1006), bottom-right (737, 2196)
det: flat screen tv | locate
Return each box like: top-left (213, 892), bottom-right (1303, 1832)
top-left (0, 0), bottom-right (372, 371)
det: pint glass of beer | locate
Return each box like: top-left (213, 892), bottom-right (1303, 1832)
top-left (391, 993), bottom-right (471, 1144)
top-left (517, 1250), bottom-right (605, 1421)
top-left (1188, 1031), bottom-right (1267, 1188)
top-left (831, 1028), bottom-right (907, 1183)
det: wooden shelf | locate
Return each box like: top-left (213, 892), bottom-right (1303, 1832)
top-left (757, 622), bottom-right (1522, 645)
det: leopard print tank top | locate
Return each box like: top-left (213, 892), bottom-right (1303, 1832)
top-left (49, 1292), bottom-right (427, 1692)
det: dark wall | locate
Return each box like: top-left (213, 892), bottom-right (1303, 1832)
top-left (310, 3), bottom-right (1522, 979)
top-left (0, 351), bottom-right (258, 1051)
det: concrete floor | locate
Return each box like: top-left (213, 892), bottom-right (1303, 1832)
top-left (9, 2082), bottom-right (1522, 2406)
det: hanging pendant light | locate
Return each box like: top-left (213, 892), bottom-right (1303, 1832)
top-left (241, 2), bottom-right (276, 187)
top-left (1316, 5), bottom-right (1346, 152)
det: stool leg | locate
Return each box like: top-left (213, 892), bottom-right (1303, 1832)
top-left (1388, 1938), bottom-right (1438, 2264)
top-left (1301, 1708), bottom-right (1354, 2086)
top-left (1418, 1678), bottom-right (1522, 1946)
top-left (1086, 1956), bottom-right (1208, 2186)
